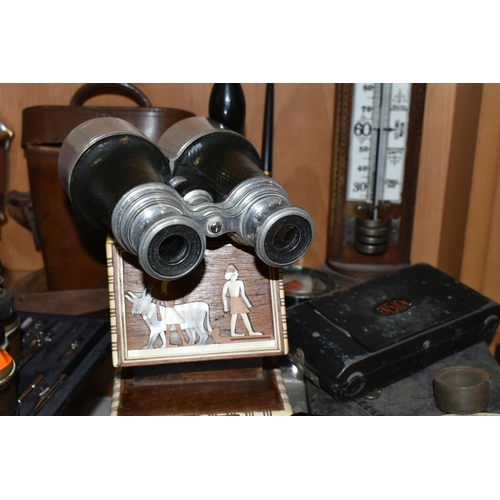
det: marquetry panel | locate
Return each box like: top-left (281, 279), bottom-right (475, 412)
top-left (107, 237), bottom-right (287, 367)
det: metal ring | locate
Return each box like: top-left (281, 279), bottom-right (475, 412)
top-left (433, 366), bottom-right (489, 414)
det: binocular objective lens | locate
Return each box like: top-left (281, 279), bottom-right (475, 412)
top-left (262, 214), bottom-right (313, 266)
top-left (273, 224), bottom-right (301, 253)
top-left (144, 223), bottom-right (205, 280)
top-left (158, 235), bottom-right (190, 266)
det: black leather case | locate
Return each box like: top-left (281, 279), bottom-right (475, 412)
top-left (286, 263), bottom-right (500, 401)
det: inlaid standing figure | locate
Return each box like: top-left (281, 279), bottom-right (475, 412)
top-left (222, 264), bottom-right (263, 337)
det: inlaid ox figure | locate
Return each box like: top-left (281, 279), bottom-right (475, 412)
top-left (125, 289), bottom-right (213, 349)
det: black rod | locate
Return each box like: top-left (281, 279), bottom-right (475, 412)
top-left (261, 83), bottom-right (274, 176)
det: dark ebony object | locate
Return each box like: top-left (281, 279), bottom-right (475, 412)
top-left (209, 83), bottom-right (246, 134)
top-left (261, 83), bottom-right (274, 176)
top-left (287, 263), bottom-right (500, 401)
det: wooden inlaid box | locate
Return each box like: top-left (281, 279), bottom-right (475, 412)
top-left (106, 237), bottom-right (289, 368)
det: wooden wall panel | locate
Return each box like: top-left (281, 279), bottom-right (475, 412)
top-left (272, 84), bottom-right (335, 268)
top-left (460, 84), bottom-right (500, 290)
top-left (410, 83), bottom-right (483, 279)
top-left (0, 83), bottom-right (335, 281)
top-left (437, 84), bottom-right (483, 277)
top-left (410, 84), bottom-right (457, 268)
top-left (461, 84), bottom-right (500, 351)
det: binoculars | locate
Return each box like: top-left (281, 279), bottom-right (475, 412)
top-left (58, 116), bottom-right (314, 281)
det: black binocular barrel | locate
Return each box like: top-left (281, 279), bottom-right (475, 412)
top-left (173, 131), bottom-right (264, 202)
top-left (62, 134), bottom-right (167, 231)
top-left (58, 118), bottom-right (206, 281)
top-left (157, 117), bottom-right (314, 267)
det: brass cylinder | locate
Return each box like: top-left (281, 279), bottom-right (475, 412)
top-left (354, 218), bottom-right (391, 255)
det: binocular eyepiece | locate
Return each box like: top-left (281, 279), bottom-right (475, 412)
top-left (58, 116), bottom-right (314, 281)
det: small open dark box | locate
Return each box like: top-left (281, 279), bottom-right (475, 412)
top-left (286, 263), bottom-right (500, 401)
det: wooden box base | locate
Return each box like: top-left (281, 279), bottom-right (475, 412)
top-left (110, 358), bottom-right (292, 416)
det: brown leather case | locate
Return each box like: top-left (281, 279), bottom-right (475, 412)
top-left (22, 83), bottom-right (194, 291)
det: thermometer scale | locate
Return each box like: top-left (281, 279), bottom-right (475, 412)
top-left (327, 83), bottom-right (426, 279)
top-left (347, 83), bottom-right (410, 213)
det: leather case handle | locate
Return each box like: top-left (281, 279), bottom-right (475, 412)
top-left (70, 83), bottom-right (151, 107)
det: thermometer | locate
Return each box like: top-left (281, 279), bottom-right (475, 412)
top-left (346, 83), bottom-right (411, 215)
top-left (327, 83), bottom-right (426, 278)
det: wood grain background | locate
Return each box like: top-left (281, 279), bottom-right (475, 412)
top-left (3, 83), bottom-right (500, 351)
